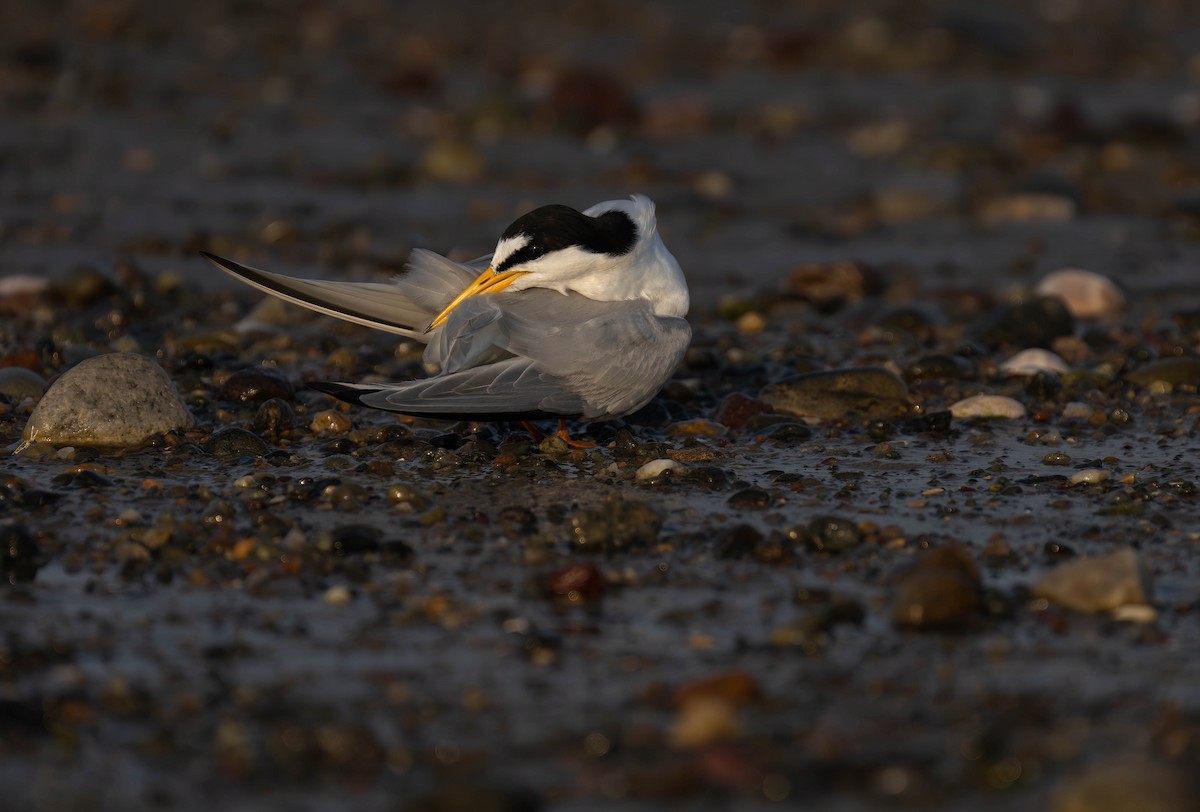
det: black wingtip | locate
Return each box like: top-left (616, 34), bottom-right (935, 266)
top-left (308, 380), bottom-right (370, 406)
top-left (199, 250), bottom-right (251, 275)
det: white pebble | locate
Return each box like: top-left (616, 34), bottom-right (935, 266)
top-left (1069, 469), bottom-right (1111, 486)
top-left (636, 458), bottom-right (686, 482)
top-left (1111, 604), bottom-right (1157, 624)
top-left (1035, 268), bottom-right (1125, 320)
top-left (1061, 402), bottom-right (1094, 420)
top-left (324, 586), bottom-right (352, 605)
top-left (949, 394), bottom-right (1027, 420)
top-left (999, 348), bottom-right (1070, 377)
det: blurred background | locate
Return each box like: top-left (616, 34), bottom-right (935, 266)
top-left (5, 0), bottom-right (1200, 312)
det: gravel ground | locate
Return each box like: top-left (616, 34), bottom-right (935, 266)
top-left (3, 2), bottom-right (1200, 810)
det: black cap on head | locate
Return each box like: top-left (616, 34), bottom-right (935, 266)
top-left (496, 205), bottom-right (637, 272)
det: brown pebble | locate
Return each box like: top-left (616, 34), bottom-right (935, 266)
top-left (892, 546), bottom-right (982, 630)
top-left (310, 409), bottom-right (352, 435)
top-left (674, 671), bottom-right (761, 708)
top-left (217, 366), bottom-right (293, 403)
top-left (714, 393), bottom-right (774, 430)
top-left (546, 563), bottom-right (605, 602)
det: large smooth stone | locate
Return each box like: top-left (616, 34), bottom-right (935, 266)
top-left (22, 353), bottom-right (192, 448)
top-left (1033, 548), bottom-right (1148, 612)
top-left (760, 367), bottom-right (911, 420)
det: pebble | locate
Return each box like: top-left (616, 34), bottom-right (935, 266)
top-left (209, 427), bottom-right (270, 459)
top-left (253, 398), bottom-right (295, 443)
top-left (1035, 268), bottom-right (1125, 320)
top-left (973, 296), bottom-right (1074, 349)
top-left (418, 137), bottom-right (486, 183)
top-left (636, 458), bottom-right (685, 483)
top-left (715, 524), bottom-right (763, 559)
top-left (760, 367), bottom-right (911, 420)
top-left (1069, 469), bottom-right (1111, 486)
top-left (1050, 759), bottom-right (1195, 812)
top-left (1, 524), bottom-right (39, 584)
top-left (217, 366), bottom-right (293, 403)
top-left (1033, 548), bottom-right (1148, 612)
top-left (546, 563), bottom-right (605, 602)
top-left (21, 353), bottom-right (192, 448)
top-left (979, 192), bottom-right (1076, 224)
top-left (949, 394), bottom-right (1027, 420)
top-left (1124, 357), bottom-right (1200, 389)
top-left (668, 697), bottom-right (743, 749)
top-left (785, 261), bottom-right (883, 305)
top-left (0, 367), bottom-right (47, 400)
top-left (1000, 348), bottom-right (1070, 377)
top-left (805, 516), bottom-right (862, 553)
top-left (714, 393), bottom-right (774, 430)
top-left (310, 409), bottom-right (352, 435)
top-left (891, 547), bottom-right (982, 630)
top-left (568, 499), bottom-right (661, 553)
top-left (726, 488), bottom-right (771, 510)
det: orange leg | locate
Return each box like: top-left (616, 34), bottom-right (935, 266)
top-left (556, 419), bottom-right (595, 449)
top-left (522, 420), bottom-right (594, 448)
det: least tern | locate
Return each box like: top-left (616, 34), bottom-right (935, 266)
top-left (201, 194), bottom-right (690, 444)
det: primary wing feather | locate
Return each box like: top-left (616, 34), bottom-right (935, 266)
top-left (201, 249), bottom-right (487, 340)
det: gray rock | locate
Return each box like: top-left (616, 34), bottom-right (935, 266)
top-left (1033, 548), bottom-right (1148, 612)
top-left (0, 367), bottom-right (47, 400)
top-left (21, 353), bottom-right (192, 448)
top-left (760, 366), bottom-right (911, 420)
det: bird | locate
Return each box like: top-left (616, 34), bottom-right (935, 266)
top-left (201, 194), bottom-right (691, 446)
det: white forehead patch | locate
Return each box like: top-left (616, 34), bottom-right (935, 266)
top-left (490, 234), bottom-right (529, 270)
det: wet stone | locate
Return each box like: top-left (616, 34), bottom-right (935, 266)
top-left (760, 422), bottom-right (812, 445)
top-left (715, 524), bottom-right (763, 560)
top-left (0, 367), bottom-right (47, 400)
top-left (950, 394), bottom-right (1026, 420)
top-left (1025, 370), bottom-right (1063, 400)
top-left (726, 487), bottom-right (771, 510)
top-left (51, 469), bottom-right (113, 489)
top-left (568, 498), bottom-right (661, 554)
top-left (714, 392), bottom-right (774, 430)
top-left (326, 525), bottom-right (382, 555)
top-left (973, 296), bottom-right (1074, 349)
top-left (805, 515), bottom-right (862, 553)
top-left (892, 546), bottom-right (982, 630)
top-left (760, 366), bottom-right (911, 420)
top-left (1124, 357), bottom-right (1200, 389)
top-left (218, 366), bottom-right (293, 403)
top-left (903, 352), bottom-right (976, 382)
top-left (209, 427), bottom-right (270, 459)
top-left (1036, 268), bottom-right (1125, 321)
top-left (1, 524), bottom-right (38, 584)
top-left (253, 398), bottom-right (295, 443)
top-left (546, 563), bottom-right (605, 602)
top-left (22, 353), bottom-right (192, 448)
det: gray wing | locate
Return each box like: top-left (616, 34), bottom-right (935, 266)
top-left (201, 249), bottom-right (485, 340)
top-left (499, 291), bottom-right (692, 418)
top-left (317, 290), bottom-right (691, 421)
top-left (311, 357), bottom-right (585, 421)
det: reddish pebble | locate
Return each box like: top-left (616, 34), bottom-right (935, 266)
top-left (547, 563), bottom-right (605, 602)
top-left (715, 393), bottom-right (773, 430)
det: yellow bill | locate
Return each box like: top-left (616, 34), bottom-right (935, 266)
top-left (426, 266), bottom-right (530, 331)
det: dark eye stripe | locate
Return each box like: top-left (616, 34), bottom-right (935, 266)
top-left (496, 204), bottom-right (637, 272)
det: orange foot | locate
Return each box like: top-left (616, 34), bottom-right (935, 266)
top-left (522, 419), bottom-right (594, 449)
